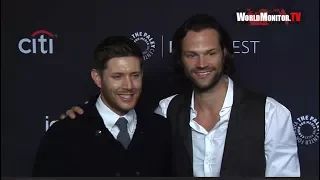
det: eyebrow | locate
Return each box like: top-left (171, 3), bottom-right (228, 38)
top-left (130, 71), bottom-right (141, 75)
top-left (111, 71), bottom-right (141, 75)
top-left (184, 48), bottom-right (218, 53)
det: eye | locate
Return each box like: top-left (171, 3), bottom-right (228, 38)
top-left (209, 52), bottom-right (216, 56)
top-left (112, 75), bottom-right (121, 79)
top-left (186, 54), bottom-right (196, 58)
top-left (132, 73), bottom-right (141, 79)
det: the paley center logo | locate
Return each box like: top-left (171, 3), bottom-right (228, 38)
top-left (293, 114), bottom-right (319, 146)
top-left (130, 32), bottom-right (156, 60)
top-left (18, 30), bottom-right (56, 54)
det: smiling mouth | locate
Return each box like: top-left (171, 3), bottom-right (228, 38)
top-left (193, 71), bottom-right (212, 78)
top-left (118, 94), bottom-right (135, 102)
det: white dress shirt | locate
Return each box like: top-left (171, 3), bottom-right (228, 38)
top-left (154, 76), bottom-right (300, 177)
top-left (96, 94), bottom-right (137, 140)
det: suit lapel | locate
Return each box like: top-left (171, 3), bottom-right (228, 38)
top-left (179, 92), bottom-right (193, 164)
top-left (86, 100), bottom-right (115, 142)
top-left (220, 86), bottom-right (244, 176)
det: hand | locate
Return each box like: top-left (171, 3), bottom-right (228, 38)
top-left (59, 102), bottom-right (87, 120)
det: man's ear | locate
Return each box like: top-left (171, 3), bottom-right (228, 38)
top-left (91, 69), bottom-right (102, 88)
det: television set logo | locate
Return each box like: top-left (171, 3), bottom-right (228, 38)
top-left (236, 9), bottom-right (302, 26)
top-left (18, 30), bottom-right (56, 54)
top-left (293, 115), bottom-right (319, 146)
top-left (130, 32), bottom-right (156, 60)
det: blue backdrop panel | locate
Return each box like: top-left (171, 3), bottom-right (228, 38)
top-left (1, 0), bottom-right (318, 176)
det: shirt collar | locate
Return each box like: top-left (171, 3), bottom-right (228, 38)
top-left (95, 94), bottom-right (137, 131)
top-left (190, 75), bottom-right (234, 116)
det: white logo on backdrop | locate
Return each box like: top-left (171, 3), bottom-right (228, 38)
top-left (130, 32), bottom-right (156, 60)
top-left (18, 30), bottom-right (56, 54)
top-left (293, 114), bottom-right (319, 145)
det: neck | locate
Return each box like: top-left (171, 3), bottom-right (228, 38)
top-left (194, 77), bottom-right (228, 112)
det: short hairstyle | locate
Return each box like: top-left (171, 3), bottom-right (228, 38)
top-left (93, 36), bottom-right (143, 73)
top-left (171, 14), bottom-right (236, 85)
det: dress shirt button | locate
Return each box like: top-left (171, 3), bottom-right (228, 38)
top-left (116, 172), bottom-right (120, 176)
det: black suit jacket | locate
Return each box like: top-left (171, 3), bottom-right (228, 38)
top-left (32, 98), bottom-right (172, 177)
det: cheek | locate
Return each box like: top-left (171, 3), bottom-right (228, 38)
top-left (216, 57), bottom-right (224, 69)
top-left (181, 59), bottom-right (194, 70)
top-left (132, 79), bottom-right (142, 89)
top-left (210, 55), bottom-right (224, 67)
top-left (102, 78), bottom-right (122, 90)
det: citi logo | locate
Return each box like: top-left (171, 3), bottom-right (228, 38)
top-left (18, 30), bottom-right (56, 54)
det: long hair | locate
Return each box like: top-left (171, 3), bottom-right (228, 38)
top-left (170, 14), bottom-right (236, 90)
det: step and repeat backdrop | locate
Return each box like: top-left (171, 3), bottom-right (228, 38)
top-left (1, 0), bottom-right (319, 177)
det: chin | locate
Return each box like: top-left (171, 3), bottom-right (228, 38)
top-left (193, 79), bottom-right (213, 87)
top-left (194, 84), bottom-right (211, 90)
top-left (193, 79), bottom-right (220, 91)
top-left (119, 102), bottom-right (137, 110)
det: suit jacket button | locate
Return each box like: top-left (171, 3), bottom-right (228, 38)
top-left (116, 172), bottom-right (120, 176)
top-left (95, 130), bottom-right (102, 136)
top-left (136, 171), bottom-right (140, 176)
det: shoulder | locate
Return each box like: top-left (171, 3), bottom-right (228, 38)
top-left (45, 117), bottom-right (85, 138)
top-left (265, 97), bottom-right (291, 116)
top-left (139, 111), bottom-right (169, 126)
top-left (239, 88), bottom-right (291, 119)
top-left (264, 97), bottom-right (298, 151)
top-left (138, 111), bottom-right (170, 133)
top-left (154, 94), bottom-right (179, 118)
top-left (265, 97), bottom-right (292, 132)
top-left (45, 106), bottom-right (93, 139)
top-left (138, 112), bottom-right (172, 147)
top-left (238, 88), bottom-right (267, 102)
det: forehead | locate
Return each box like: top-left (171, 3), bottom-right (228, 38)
top-left (106, 56), bottom-right (141, 73)
top-left (182, 29), bottom-right (221, 50)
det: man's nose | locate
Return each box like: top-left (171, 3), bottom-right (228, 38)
top-left (196, 56), bottom-right (207, 68)
top-left (123, 77), bottom-right (133, 89)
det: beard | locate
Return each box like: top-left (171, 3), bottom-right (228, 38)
top-left (185, 67), bottom-right (224, 93)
